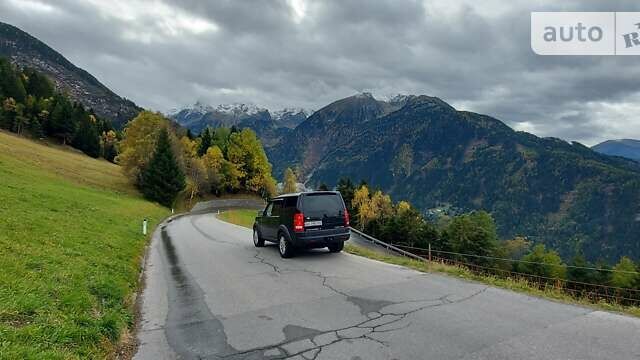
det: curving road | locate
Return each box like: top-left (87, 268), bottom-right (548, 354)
top-left (134, 212), bottom-right (640, 360)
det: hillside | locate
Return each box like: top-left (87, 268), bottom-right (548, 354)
top-left (268, 94), bottom-right (640, 263)
top-left (593, 139), bottom-right (640, 161)
top-left (0, 22), bottom-right (140, 128)
top-left (0, 130), bottom-right (168, 358)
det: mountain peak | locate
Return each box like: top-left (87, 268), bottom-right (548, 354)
top-left (354, 92), bottom-right (374, 99)
top-left (593, 139), bottom-right (640, 161)
top-left (214, 103), bottom-right (266, 116)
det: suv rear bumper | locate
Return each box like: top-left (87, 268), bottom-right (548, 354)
top-left (293, 227), bottom-right (350, 249)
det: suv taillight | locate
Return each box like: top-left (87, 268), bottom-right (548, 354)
top-left (344, 208), bottom-right (350, 227)
top-left (293, 212), bottom-right (304, 232)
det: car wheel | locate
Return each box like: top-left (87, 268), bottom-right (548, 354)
top-left (328, 241), bottom-right (344, 253)
top-left (278, 233), bottom-right (294, 258)
top-left (253, 228), bottom-right (265, 247)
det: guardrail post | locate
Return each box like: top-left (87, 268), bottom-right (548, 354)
top-left (142, 218), bottom-right (148, 235)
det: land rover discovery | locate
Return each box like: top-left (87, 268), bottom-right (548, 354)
top-left (253, 191), bottom-right (351, 258)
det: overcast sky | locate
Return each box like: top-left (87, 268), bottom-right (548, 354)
top-left (1, 0), bottom-right (640, 145)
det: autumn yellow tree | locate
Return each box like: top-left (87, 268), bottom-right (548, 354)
top-left (396, 200), bottom-right (412, 214)
top-left (282, 167), bottom-right (297, 194)
top-left (370, 190), bottom-right (394, 222)
top-left (353, 185), bottom-right (374, 230)
top-left (100, 129), bottom-right (118, 161)
top-left (179, 136), bottom-right (208, 202)
top-left (116, 111), bottom-right (173, 180)
top-left (226, 128), bottom-right (276, 197)
top-left (202, 145), bottom-right (226, 193)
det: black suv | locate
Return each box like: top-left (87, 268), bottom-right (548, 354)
top-left (253, 191), bottom-right (351, 258)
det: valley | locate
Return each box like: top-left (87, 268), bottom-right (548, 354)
top-left (175, 92), bottom-right (640, 262)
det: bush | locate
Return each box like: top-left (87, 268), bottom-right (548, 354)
top-left (517, 244), bottom-right (566, 280)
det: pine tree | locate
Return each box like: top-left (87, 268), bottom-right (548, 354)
top-left (48, 95), bottom-right (76, 144)
top-left (336, 177), bottom-right (355, 210)
top-left (138, 128), bottom-right (185, 207)
top-left (73, 115), bottom-right (101, 158)
top-left (22, 68), bottom-right (54, 98)
top-left (198, 127), bottom-right (212, 156)
top-left (0, 58), bottom-right (26, 103)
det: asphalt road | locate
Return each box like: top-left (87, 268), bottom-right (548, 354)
top-left (134, 212), bottom-right (640, 360)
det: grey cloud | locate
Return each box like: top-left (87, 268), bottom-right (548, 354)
top-left (1, 0), bottom-right (639, 144)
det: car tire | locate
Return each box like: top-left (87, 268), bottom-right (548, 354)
top-left (328, 241), bottom-right (344, 253)
top-left (253, 228), bottom-right (265, 247)
top-left (278, 233), bottom-right (294, 258)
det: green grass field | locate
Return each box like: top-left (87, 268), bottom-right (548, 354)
top-left (218, 209), bottom-right (257, 229)
top-left (0, 131), bottom-right (169, 359)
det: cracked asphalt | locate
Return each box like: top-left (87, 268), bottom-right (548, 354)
top-left (134, 213), bottom-right (640, 360)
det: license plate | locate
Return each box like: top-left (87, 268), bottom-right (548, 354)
top-left (304, 220), bottom-right (322, 227)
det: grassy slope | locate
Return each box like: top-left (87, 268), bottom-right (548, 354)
top-left (219, 209), bottom-right (640, 318)
top-left (0, 131), bottom-right (169, 359)
top-left (217, 209), bottom-right (257, 229)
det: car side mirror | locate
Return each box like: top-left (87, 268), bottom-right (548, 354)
top-left (257, 210), bottom-right (263, 217)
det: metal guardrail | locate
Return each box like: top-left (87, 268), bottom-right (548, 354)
top-left (349, 227), bottom-right (427, 263)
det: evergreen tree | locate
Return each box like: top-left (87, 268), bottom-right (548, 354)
top-left (567, 252), bottom-right (597, 285)
top-left (212, 127), bottom-right (231, 155)
top-left (380, 203), bottom-right (425, 247)
top-left (73, 115), bottom-right (101, 158)
top-left (336, 177), bottom-right (356, 211)
top-left (48, 95), bottom-right (76, 144)
top-left (0, 58), bottom-right (26, 103)
top-left (198, 127), bottom-right (212, 156)
top-left (317, 183), bottom-right (329, 191)
top-left (138, 128), bottom-right (185, 207)
top-left (22, 68), bottom-right (54, 98)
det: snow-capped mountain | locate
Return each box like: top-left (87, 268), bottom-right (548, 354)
top-left (271, 107), bottom-right (310, 129)
top-left (168, 102), bottom-right (310, 146)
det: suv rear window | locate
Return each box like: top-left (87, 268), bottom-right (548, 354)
top-left (283, 196), bottom-right (298, 208)
top-left (301, 193), bottom-right (344, 217)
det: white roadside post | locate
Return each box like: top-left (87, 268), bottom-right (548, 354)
top-left (143, 218), bottom-right (148, 235)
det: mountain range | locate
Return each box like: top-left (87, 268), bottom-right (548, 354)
top-left (3, 21), bottom-right (639, 263)
top-left (593, 139), bottom-right (640, 162)
top-left (0, 22), bottom-right (140, 128)
top-left (169, 102), bottom-right (308, 146)
top-left (267, 93), bottom-right (640, 263)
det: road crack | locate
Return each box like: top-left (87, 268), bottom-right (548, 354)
top-left (218, 286), bottom-right (489, 359)
top-left (250, 250), bottom-right (282, 273)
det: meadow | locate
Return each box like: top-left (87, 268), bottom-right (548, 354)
top-left (0, 131), bottom-right (169, 359)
